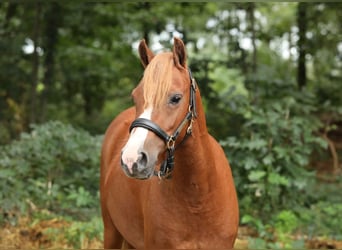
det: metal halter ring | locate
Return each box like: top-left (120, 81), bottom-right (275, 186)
top-left (167, 137), bottom-right (175, 149)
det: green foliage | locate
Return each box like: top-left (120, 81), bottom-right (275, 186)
top-left (243, 210), bottom-right (305, 249)
top-left (303, 202), bottom-right (342, 240)
top-left (0, 121), bottom-right (102, 219)
top-left (203, 64), bottom-right (249, 139)
top-left (222, 87), bottom-right (326, 216)
top-left (296, 178), bottom-right (342, 240)
top-left (47, 216), bottom-right (103, 249)
top-left (273, 210), bottom-right (299, 246)
top-left (209, 66), bottom-right (248, 104)
top-left (248, 234), bottom-right (306, 250)
top-left (217, 59), bottom-right (331, 246)
top-left (274, 210), bottom-right (298, 234)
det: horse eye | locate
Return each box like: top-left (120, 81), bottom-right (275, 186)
top-left (169, 94), bottom-right (182, 105)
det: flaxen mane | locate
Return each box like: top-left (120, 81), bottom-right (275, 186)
top-left (142, 52), bottom-right (173, 108)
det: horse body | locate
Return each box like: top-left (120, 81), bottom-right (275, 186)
top-left (100, 38), bottom-right (239, 249)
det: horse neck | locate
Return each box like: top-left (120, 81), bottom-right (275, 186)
top-left (171, 91), bottom-right (217, 195)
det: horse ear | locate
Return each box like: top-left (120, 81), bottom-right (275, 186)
top-left (138, 39), bottom-right (154, 68)
top-left (173, 37), bottom-right (187, 68)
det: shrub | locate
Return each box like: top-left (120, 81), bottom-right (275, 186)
top-left (0, 121), bottom-right (102, 220)
top-left (44, 216), bottom-right (103, 248)
top-left (222, 89), bottom-right (326, 220)
top-left (216, 64), bottom-right (329, 241)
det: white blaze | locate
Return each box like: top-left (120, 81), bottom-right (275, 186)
top-left (122, 107), bottom-right (152, 173)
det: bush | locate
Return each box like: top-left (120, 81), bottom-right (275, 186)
top-left (44, 216), bottom-right (103, 248)
top-left (216, 65), bottom-right (329, 245)
top-left (222, 89), bottom-right (326, 220)
top-left (0, 121), bottom-right (102, 220)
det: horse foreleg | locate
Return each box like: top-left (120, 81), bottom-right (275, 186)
top-left (122, 239), bottom-right (135, 249)
top-left (102, 207), bottom-right (124, 249)
top-left (103, 221), bottom-right (124, 249)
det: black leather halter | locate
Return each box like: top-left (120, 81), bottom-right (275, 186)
top-left (129, 68), bottom-right (197, 179)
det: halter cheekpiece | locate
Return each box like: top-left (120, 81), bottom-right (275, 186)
top-left (129, 68), bottom-right (197, 179)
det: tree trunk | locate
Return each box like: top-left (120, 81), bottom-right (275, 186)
top-left (140, 2), bottom-right (150, 45)
top-left (40, 3), bottom-right (61, 122)
top-left (247, 3), bottom-right (257, 73)
top-left (297, 3), bottom-right (307, 90)
top-left (30, 2), bottom-right (42, 125)
top-left (3, 3), bottom-right (18, 31)
top-left (226, 9), bottom-right (232, 63)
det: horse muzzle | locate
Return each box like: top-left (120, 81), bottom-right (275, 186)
top-left (120, 151), bottom-right (154, 180)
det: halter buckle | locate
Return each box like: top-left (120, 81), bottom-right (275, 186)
top-left (187, 117), bottom-right (194, 134)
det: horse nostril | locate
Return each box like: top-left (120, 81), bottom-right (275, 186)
top-left (132, 162), bottom-right (138, 172)
top-left (138, 152), bottom-right (148, 166)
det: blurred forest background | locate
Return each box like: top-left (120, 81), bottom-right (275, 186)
top-left (0, 2), bottom-right (341, 249)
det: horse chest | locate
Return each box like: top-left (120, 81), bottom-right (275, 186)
top-left (145, 213), bottom-right (234, 249)
top-left (143, 192), bottom-right (234, 248)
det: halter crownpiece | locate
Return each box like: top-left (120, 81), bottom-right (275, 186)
top-left (129, 68), bottom-right (197, 179)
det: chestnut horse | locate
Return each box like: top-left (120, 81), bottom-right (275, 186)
top-left (100, 38), bottom-right (239, 249)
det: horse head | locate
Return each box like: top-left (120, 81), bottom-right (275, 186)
top-left (121, 38), bottom-right (195, 180)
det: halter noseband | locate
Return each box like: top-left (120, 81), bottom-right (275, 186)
top-left (129, 68), bottom-right (197, 179)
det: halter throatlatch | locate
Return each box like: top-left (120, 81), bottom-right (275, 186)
top-left (129, 68), bottom-right (197, 179)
